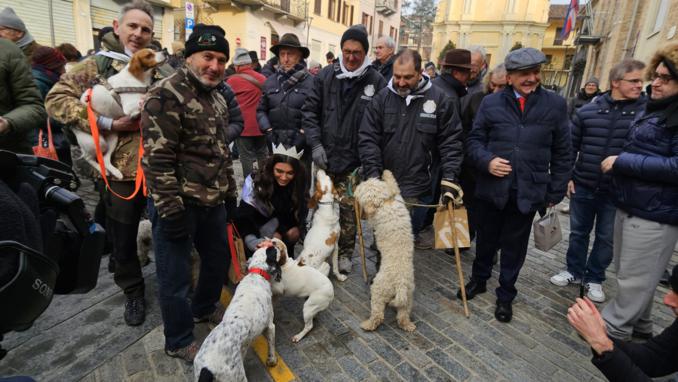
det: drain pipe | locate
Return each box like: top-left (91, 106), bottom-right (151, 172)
top-left (622, 0), bottom-right (640, 58)
top-left (48, 0), bottom-right (56, 46)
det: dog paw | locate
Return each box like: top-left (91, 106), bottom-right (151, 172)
top-left (360, 320), bottom-right (379, 331)
top-left (335, 273), bottom-right (348, 282)
top-left (398, 321), bottom-right (416, 332)
top-left (291, 334), bottom-right (303, 343)
top-left (266, 357), bottom-right (278, 367)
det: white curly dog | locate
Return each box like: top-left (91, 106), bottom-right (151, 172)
top-left (354, 170), bottom-right (416, 333)
top-left (297, 169), bottom-right (345, 281)
top-left (194, 244), bottom-right (280, 382)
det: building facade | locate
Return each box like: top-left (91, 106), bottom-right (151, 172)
top-left (541, 4), bottom-right (577, 91)
top-left (399, 14), bottom-right (433, 61)
top-left (431, 0), bottom-right (549, 67)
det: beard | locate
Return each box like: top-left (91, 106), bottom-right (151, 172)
top-left (396, 86), bottom-right (412, 97)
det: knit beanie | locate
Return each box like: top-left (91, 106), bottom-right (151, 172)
top-left (341, 24), bottom-right (369, 53)
top-left (585, 76), bottom-right (599, 87)
top-left (671, 264), bottom-right (678, 293)
top-left (184, 24), bottom-right (229, 60)
top-left (0, 7), bottom-right (26, 32)
top-left (233, 48), bottom-right (252, 65)
top-left (31, 46), bottom-right (67, 72)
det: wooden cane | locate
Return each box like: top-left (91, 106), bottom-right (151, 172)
top-left (354, 199), bottom-right (369, 284)
top-left (447, 202), bottom-right (470, 318)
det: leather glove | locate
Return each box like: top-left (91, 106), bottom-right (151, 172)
top-left (312, 145), bottom-right (328, 169)
top-left (440, 179), bottom-right (464, 206)
top-left (161, 211), bottom-right (190, 240)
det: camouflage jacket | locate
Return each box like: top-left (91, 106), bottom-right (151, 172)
top-left (45, 34), bottom-right (173, 180)
top-left (142, 67), bottom-right (243, 218)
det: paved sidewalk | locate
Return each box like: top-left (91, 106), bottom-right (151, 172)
top-left (1, 165), bottom-right (677, 381)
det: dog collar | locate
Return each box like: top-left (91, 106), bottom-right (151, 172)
top-left (249, 267), bottom-right (271, 281)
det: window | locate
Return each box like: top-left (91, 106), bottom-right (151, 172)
top-left (314, 0), bottom-right (321, 15)
top-left (390, 26), bottom-right (395, 38)
top-left (564, 54), bottom-right (574, 69)
top-left (378, 20), bottom-right (383, 37)
top-left (652, 0), bottom-right (670, 34)
top-left (328, 0), bottom-right (336, 20)
top-left (336, 0), bottom-right (342, 22)
top-left (545, 54), bottom-right (553, 66)
top-left (350, 6), bottom-right (354, 25)
top-left (554, 27), bottom-right (563, 46)
top-left (342, 4), bottom-right (349, 24)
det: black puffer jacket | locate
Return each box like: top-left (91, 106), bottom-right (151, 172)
top-left (359, 77), bottom-right (463, 197)
top-left (302, 63), bottom-right (387, 174)
top-left (257, 67), bottom-right (314, 149)
top-left (432, 74), bottom-right (465, 117)
top-left (571, 93), bottom-right (646, 192)
top-left (372, 55), bottom-right (394, 81)
top-left (568, 89), bottom-right (600, 117)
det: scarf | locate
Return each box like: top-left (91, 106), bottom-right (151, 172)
top-left (336, 54), bottom-right (372, 79)
top-left (646, 93), bottom-right (678, 130)
top-left (32, 65), bottom-right (61, 84)
top-left (387, 74), bottom-right (433, 106)
top-left (16, 31), bottom-right (34, 49)
top-left (277, 63), bottom-right (308, 92)
top-left (440, 73), bottom-right (468, 97)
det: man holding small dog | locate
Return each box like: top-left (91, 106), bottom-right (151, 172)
top-left (45, 0), bottom-right (172, 327)
top-left (462, 48), bottom-right (571, 323)
top-left (303, 24), bottom-right (386, 274)
top-left (142, 24), bottom-right (242, 363)
top-left (359, 49), bottom-right (463, 236)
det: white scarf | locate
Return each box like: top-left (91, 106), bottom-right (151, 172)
top-left (387, 74), bottom-right (432, 106)
top-left (336, 55), bottom-right (372, 79)
top-left (96, 50), bottom-right (130, 63)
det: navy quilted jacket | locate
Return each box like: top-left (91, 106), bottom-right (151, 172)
top-left (466, 86), bottom-right (572, 214)
top-left (571, 93), bottom-right (646, 192)
top-left (612, 110), bottom-right (678, 225)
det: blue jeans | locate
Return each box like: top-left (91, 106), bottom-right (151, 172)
top-left (148, 200), bottom-right (229, 351)
top-left (408, 193), bottom-right (435, 235)
top-left (565, 185), bottom-right (616, 283)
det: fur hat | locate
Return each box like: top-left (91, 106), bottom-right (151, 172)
top-left (233, 48), bottom-right (252, 66)
top-left (184, 24), bottom-right (229, 60)
top-left (341, 24), bottom-right (369, 53)
top-left (646, 42), bottom-right (678, 81)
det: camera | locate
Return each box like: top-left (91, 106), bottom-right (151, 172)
top-left (0, 150), bottom-right (105, 358)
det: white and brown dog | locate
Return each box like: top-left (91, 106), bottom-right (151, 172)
top-left (297, 169), bottom-right (345, 281)
top-left (270, 238), bottom-right (334, 343)
top-left (354, 170), bottom-right (416, 333)
top-left (77, 48), bottom-right (165, 179)
top-left (193, 244), bottom-right (280, 382)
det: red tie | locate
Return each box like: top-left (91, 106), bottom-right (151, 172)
top-left (518, 96), bottom-right (526, 112)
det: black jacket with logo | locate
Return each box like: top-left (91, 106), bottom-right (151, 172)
top-left (302, 63), bottom-right (387, 174)
top-left (359, 79), bottom-right (463, 198)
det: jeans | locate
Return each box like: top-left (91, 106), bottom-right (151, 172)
top-left (405, 193), bottom-right (434, 235)
top-left (236, 136), bottom-right (268, 177)
top-left (148, 200), bottom-right (229, 350)
top-left (565, 186), bottom-right (615, 283)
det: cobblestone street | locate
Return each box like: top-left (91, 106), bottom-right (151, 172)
top-left (1, 161), bottom-right (677, 382)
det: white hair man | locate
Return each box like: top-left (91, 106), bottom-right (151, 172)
top-left (373, 36), bottom-right (396, 80)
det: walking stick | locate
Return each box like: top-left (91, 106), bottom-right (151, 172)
top-left (354, 199), bottom-right (369, 284)
top-left (447, 201), bottom-right (470, 318)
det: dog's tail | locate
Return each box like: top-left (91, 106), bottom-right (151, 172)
top-left (393, 281), bottom-right (410, 308)
top-left (198, 367), bottom-right (215, 382)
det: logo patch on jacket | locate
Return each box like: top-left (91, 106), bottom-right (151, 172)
top-left (420, 99), bottom-right (437, 118)
top-left (361, 84), bottom-right (375, 100)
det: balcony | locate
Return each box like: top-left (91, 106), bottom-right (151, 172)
top-left (205, 0), bottom-right (306, 23)
top-left (376, 0), bottom-right (397, 16)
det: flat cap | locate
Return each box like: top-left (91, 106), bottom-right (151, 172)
top-left (504, 47), bottom-right (546, 71)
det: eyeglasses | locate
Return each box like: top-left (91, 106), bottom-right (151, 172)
top-left (620, 78), bottom-right (643, 85)
top-left (342, 49), bottom-right (364, 58)
top-left (650, 72), bottom-right (675, 84)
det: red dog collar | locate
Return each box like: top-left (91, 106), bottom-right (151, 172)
top-left (249, 268), bottom-right (271, 281)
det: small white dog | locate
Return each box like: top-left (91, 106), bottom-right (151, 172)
top-left (354, 170), bottom-right (416, 333)
top-left (77, 48), bottom-right (165, 179)
top-left (297, 169), bottom-right (345, 281)
top-left (193, 244), bottom-right (280, 382)
top-left (270, 238), bottom-right (334, 343)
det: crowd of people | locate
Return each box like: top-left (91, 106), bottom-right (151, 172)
top-left (1, 0), bottom-right (677, 379)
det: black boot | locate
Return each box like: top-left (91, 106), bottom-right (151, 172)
top-left (124, 296), bottom-right (146, 326)
top-left (495, 301), bottom-right (512, 323)
top-left (457, 279), bottom-right (487, 300)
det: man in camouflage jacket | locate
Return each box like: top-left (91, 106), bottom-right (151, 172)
top-left (141, 24), bottom-right (243, 362)
top-left (45, 0), bottom-right (172, 327)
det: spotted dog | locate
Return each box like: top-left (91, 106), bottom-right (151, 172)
top-left (194, 244), bottom-right (280, 382)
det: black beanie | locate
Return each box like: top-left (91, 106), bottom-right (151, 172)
top-left (341, 24), bottom-right (369, 54)
top-left (185, 24), bottom-right (230, 60)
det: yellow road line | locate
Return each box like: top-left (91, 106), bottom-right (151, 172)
top-left (220, 288), bottom-right (296, 382)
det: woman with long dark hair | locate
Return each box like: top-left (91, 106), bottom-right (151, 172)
top-left (235, 147), bottom-right (306, 256)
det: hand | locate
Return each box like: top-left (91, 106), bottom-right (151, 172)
top-left (256, 239), bottom-right (273, 248)
top-left (111, 115), bottom-right (141, 132)
top-left (567, 297), bottom-right (614, 355)
top-left (440, 179), bottom-right (463, 205)
top-left (601, 156), bottom-right (618, 174)
top-left (488, 157), bottom-right (512, 177)
top-left (312, 145), bottom-right (328, 169)
top-left (0, 117), bottom-right (9, 134)
top-left (567, 180), bottom-right (576, 198)
top-left (161, 212), bottom-right (189, 240)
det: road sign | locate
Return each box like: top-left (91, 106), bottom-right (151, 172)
top-left (185, 18), bottom-right (194, 41)
top-left (260, 36), bottom-right (267, 60)
top-left (185, 2), bottom-right (195, 18)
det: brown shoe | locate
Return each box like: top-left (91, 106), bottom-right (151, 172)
top-left (165, 340), bottom-right (200, 363)
top-left (193, 304), bottom-right (225, 328)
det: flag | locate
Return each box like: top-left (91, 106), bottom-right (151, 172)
top-left (561, 0), bottom-right (579, 40)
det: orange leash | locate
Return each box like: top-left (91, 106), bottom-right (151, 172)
top-left (86, 88), bottom-right (147, 200)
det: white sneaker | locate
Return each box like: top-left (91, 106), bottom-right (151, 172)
top-left (550, 270), bottom-right (580, 286)
top-left (586, 283), bottom-right (606, 303)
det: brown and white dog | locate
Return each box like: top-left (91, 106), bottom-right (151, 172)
top-left (77, 48), bottom-right (165, 179)
top-left (270, 238), bottom-right (334, 342)
top-left (297, 169), bottom-right (345, 281)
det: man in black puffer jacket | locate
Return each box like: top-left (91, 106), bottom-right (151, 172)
top-left (600, 43), bottom-right (678, 341)
top-left (302, 24), bottom-right (386, 274)
top-left (461, 48), bottom-right (572, 323)
top-left (550, 60), bottom-right (647, 303)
